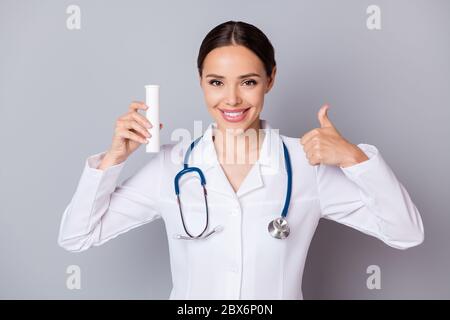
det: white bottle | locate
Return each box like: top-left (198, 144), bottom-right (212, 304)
top-left (145, 85), bottom-right (160, 153)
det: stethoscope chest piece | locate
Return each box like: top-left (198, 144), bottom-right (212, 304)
top-left (268, 217), bottom-right (290, 239)
top-left (174, 133), bottom-right (293, 241)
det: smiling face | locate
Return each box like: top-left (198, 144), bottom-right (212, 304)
top-left (199, 45), bottom-right (276, 135)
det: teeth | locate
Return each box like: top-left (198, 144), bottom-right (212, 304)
top-left (223, 111), bottom-right (244, 117)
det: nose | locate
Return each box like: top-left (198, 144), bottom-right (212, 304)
top-left (225, 86), bottom-right (242, 106)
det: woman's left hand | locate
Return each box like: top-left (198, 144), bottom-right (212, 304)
top-left (300, 104), bottom-right (369, 168)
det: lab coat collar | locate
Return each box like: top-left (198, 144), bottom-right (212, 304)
top-left (188, 119), bottom-right (285, 199)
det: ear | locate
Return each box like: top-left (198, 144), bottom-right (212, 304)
top-left (265, 66), bottom-right (277, 93)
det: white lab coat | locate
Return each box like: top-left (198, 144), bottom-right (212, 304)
top-left (58, 119), bottom-right (424, 299)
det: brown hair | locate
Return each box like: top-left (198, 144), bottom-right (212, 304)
top-left (197, 21), bottom-right (276, 78)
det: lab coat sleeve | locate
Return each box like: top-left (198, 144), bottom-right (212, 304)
top-left (58, 149), bottom-right (164, 252)
top-left (315, 143), bottom-right (424, 250)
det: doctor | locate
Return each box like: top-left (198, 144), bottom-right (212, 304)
top-left (58, 20), bottom-right (424, 299)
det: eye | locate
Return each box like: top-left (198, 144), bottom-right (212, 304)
top-left (243, 79), bottom-right (257, 86)
top-left (208, 80), bottom-right (223, 86)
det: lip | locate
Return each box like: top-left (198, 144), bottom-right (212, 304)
top-left (218, 107), bottom-right (251, 123)
top-left (218, 107), bottom-right (250, 113)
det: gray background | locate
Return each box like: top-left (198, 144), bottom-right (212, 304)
top-left (0, 0), bottom-right (448, 299)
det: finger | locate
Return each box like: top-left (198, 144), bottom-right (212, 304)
top-left (128, 128), bottom-right (147, 141)
top-left (303, 140), bottom-right (319, 157)
top-left (121, 120), bottom-right (151, 139)
top-left (121, 111), bottom-right (151, 128)
top-left (117, 129), bottom-right (150, 144)
top-left (118, 120), bottom-right (150, 137)
top-left (128, 101), bottom-right (148, 112)
top-left (128, 111), bottom-right (152, 129)
top-left (317, 104), bottom-right (334, 128)
top-left (300, 129), bottom-right (320, 146)
top-left (306, 151), bottom-right (321, 166)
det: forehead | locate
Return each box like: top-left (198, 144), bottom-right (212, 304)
top-left (202, 45), bottom-right (264, 76)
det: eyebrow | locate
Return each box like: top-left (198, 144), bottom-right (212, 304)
top-left (205, 73), bottom-right (261, 79)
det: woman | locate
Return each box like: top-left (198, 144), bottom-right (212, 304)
top-left (58, 21), bottom-right (424, 299)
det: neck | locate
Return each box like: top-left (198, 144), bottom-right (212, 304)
top-left (213, 118), bottom-right (265, 165)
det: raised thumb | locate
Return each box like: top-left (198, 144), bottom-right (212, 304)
top-left (318, 104), bottom-right (333, 128)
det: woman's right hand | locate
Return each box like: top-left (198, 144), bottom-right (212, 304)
top-left (101, 101), bottom-right (163, 167)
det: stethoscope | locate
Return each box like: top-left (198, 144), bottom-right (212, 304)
top-left (173, 134), bottom-right (292, 240)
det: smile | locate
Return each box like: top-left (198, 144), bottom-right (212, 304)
top-left (218, 107), bottom-right (251, 123)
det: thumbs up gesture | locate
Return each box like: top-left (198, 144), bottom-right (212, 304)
top-left (300, 104), bottom-right (369, 168)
